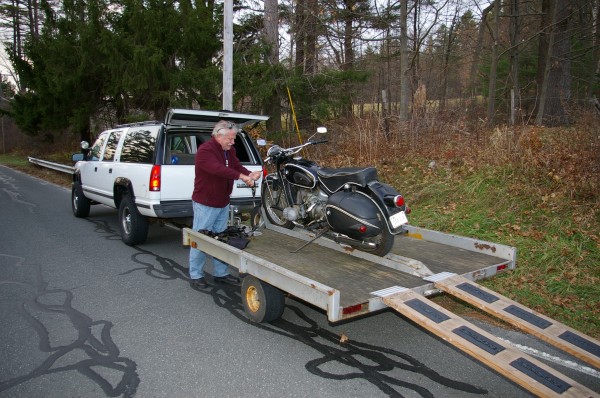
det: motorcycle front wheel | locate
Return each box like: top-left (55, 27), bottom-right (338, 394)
top-left (261, 177), bottom-right (294, 229)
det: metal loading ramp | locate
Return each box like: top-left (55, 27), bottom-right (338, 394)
top-left (427, 272), bottom-right (600, 370)
top-left (377, 287), bottom-right (598, 398)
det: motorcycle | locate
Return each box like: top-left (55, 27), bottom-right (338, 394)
top-left (259, 127), bottom-right (409, 257)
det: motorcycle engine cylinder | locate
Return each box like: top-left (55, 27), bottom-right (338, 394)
top-left (283, 206), bottom-right (299, 221)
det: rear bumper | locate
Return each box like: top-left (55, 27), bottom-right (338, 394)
top-left (153, 200), bottom-right (193, 218)
top-left (152, 197), bottom-right (261, 218)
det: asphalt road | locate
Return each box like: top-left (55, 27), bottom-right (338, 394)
top-left (1, 165), bottom-right (598, 398)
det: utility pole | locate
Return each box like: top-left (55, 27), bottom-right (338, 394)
top-left (223, 0), bottom-right (233, 111)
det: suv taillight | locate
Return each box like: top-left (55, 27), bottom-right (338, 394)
top-left (150, 165), bottom-right (161, 191)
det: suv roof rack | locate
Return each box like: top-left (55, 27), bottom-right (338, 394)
top-left (115, 120), bottom-right (161, 128)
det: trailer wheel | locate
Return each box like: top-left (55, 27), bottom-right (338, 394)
top-left (241, 276), bottom-right (285, 323)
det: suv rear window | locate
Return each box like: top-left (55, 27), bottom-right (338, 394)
top-left (121, 129), bottom-right (156, 163)
top-left (163, 132), bottom-right (256, 165)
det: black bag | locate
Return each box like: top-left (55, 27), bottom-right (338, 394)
top-left (198, 226), bottom-right (250, 250)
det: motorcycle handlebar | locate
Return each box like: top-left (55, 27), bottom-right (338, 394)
top-left (264, 139), bottom-right (329, 162)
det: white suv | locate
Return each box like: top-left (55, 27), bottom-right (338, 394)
top-left (71, 109), bottom-right (268, 245)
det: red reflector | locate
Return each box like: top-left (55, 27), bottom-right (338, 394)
top-left (358, 225), bottom-right (367, 233)
top-left (497, 264), bottom-right (508, 271)
top-left (263, 167), bottom-right (268, 177)
top-left (394, 195), bottom-right (405, 207)
top-left (342, 304), bottom-right (362, 315)
top-left (150, 165), bottom-right (161, 191)
top-left (405, 205), bottom-right (411, 214)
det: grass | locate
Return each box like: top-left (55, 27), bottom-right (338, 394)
top-left (405, 162), bottom-right (599, 336)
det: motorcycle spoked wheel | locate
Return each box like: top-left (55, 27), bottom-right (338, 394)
top-left (349, 227), bottom-right (394, 257)
top-left (261, 178), bottom-right (294, 229)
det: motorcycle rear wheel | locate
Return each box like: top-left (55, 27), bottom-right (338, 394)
top-left (354, 228), bottom-right (394, 257)
top-left (261, 177), bottom-right (294, 229)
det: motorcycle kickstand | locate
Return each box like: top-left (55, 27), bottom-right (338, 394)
top-left (290, 226), bottom-right (330, 253)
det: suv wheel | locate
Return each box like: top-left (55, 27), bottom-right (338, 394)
top-left (72, 182), bottom-right (91, 218)
top-left (118, 195), bottom-right (149, 246)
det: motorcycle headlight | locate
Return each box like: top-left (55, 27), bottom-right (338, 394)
top-left (267, 145), bottom-right (282, 157)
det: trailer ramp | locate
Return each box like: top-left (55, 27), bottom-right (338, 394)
top-left (375, 287), bottom-right (598, 398)
top-left (426, 272), bottom-right (600, 370)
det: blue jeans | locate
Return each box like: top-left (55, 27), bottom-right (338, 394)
top-left (189, 201), bottom-right (231, 279)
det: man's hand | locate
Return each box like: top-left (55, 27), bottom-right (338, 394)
top-left (248, 171), bottom-right (262, 181)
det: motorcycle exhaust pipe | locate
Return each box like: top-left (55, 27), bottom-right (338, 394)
top-left (331, 233), bottom-right (377, 250)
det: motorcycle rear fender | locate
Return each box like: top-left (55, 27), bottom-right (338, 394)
top-left (365, 181), bottom-right (407, 234)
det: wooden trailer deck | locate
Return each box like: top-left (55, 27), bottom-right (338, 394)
top-left (242, 226), bottom-right (510, 309)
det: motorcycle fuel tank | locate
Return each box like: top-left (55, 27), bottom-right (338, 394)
top-left (325, 191), bottom-right (383, 239)
top-left (284, 161), bottom-right (319, 189)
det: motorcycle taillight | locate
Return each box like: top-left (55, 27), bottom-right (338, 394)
top-left (384, 194), bottom-right (405, 207)
top-left (394, 195), bottom-right (405, 207)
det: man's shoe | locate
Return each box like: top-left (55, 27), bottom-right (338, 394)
top-left (214, 274), bottom-right (240, 285)
top-left (190, 277), bottom-right (209, 289)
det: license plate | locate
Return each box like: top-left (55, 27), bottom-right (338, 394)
top-left (389, 211), bottom-right (408, 228)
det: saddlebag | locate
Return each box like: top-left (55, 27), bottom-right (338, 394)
top-left (325, 191), bottom-right (383, 239)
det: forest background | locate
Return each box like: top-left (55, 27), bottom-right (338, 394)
top-left (0, 0), bottom-right (598, 337)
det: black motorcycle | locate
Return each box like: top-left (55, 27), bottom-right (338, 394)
top-left (259, 127), bottom-right (409, 257)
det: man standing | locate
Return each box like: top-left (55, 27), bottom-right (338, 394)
top-left (189, 120), bottom-right (261, 289)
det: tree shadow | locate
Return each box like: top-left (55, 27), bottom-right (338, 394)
top-left (85, 218), bottom-right (489, 397)
top-left (0, 253), bottom-right (140, 397)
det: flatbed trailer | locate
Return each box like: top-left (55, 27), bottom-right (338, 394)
top-left (183, 220), bottom-right (515, 323)
top-left (182, 220), bottom-right (600, 397)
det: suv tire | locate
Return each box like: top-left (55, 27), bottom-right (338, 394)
top-left (119, 195), bottom-right (149, 246)
top-left (72, 181), bottom-right (91, 218)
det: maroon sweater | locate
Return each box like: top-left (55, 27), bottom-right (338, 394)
top-left (192, 137), bottom-right (251, 208)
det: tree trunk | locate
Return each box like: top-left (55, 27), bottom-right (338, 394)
top-left (587, 0), bottom-right (600, 98)
top-left (440, 10), bottom-right (458, 113)
top-left (509, 0), bottom-right (519, 125)
top-left (304, 0), bottom-right (317, 75)
top-left (264, 0), bottom-right (282, 132)
top-left (486, 0), bottom-right (500, 125)
top-left (536, 0), bottom-right (572, 126)
top-left (341, 0), bottom-right (355, 117)
top-left (399, 0), bottom-right (409, 121)
top-left (468, 4), bottom-right (493, 97)
top-left (294, 0), bottom-right (305, 70)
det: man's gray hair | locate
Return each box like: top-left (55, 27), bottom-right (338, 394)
top-left (212, 120), bottom-right (238, 137)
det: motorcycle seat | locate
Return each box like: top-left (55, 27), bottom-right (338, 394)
top-left (317, 166), bottom-right (377, 193)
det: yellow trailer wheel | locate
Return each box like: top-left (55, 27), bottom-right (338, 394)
top-left (241, 276), bottom-right (285, 323)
